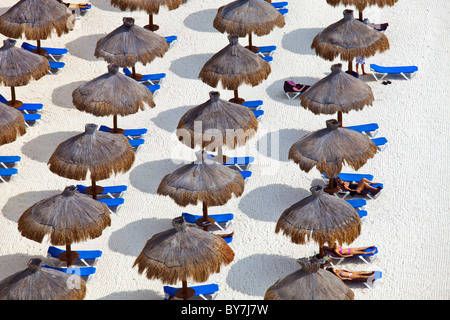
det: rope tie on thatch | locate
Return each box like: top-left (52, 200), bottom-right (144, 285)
top-left (107, 63), bottom-right (120, 75)
top-left (228, 35), bottom-right (239, 56)
top-left (27, 258), bottom-right (42, 271)
top-left (310, 185), bottom-right (324, 198)
top-left (123, 17), bottom-right (135, 28)
top-left (331, 63), bottom-right (342, 74)
top-left (209, 91), bottom-right (220, 102)
top-left (326, 119), bottom-right (341, 130)
top-left (2, 38), bottom-right (16, 49)
top-left (62, 185), bottom-right (77, 196)
top-left (172, 216), bottom-right (186, 232)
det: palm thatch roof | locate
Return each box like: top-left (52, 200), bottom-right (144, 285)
top-left (288, 119), bottom-right (377, 179)
top-left (213, 0), bottom-right (285, 37)
top-left (73, 64), bottom-right (155, 117)
top-left (0, 0), bottom-right (74, 40)
top-left (326, 0), bottom-right (399, 12)
top-left (199, 35), bottom-right (271, 90)
top-left (0, 258), bottom-right (86, 300)
top-left (18, 185), bottom-right (111, 246)
top-left (311, 9), bottom-right (389, 62)
top-left (264, 256), bottom-right (354, 300)
top-left (176, 91), bottom-right (258, 150)
top-left (0, 39), bottom-right (50, 87)
top-left (300, 63), bottom-right (374, 124)
top-left (133, 216), bottom-right (235, 285)
top-left (110, 0), bottom-right (186, 14)
top-left (157, 150), bottom-right (245, 207)
top-left (0, 102), bottom-right (26, 146)
top-left (275, 185), bottom-right (361, 248)
top-left (94, 17), bottom-right (168, 67)
top-left (47, 123), bottom-right (135, 181)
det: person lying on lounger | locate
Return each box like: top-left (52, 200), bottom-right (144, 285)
top-left (291, 84), bottom-right (310, 92)
top-left (334, 177), bottom-right (382, 197)
top-left (57, 1), bottom-right (91, 9)
top-left (327, 267), bottom-right (375, 281)
top-left (332, 243), bottom-right (376, 257)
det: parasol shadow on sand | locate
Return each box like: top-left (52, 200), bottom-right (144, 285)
top-left (17, 186), bottom-right (111, 267)
top-left (133, 216), bottom-right (235, 300)
top-left (199, 34), bottom-right (271, 105)
top-left (326, 0), bottom-right (399, 21)
top-left (184, 8), bottom-right (218, 33)
top-left (0, 39), bottom-right (50, 108)
top-left (300, 63), bottom-right (374, 126)
top-left (0, 0), bottom-right (75, 55)
top-left (169, 53), bottom-right (213, 80)
top-left (0, 101), bottom-right (26, 146)
top-left (281, 27), bottom-right (324, 56)
top-left (0, 258), bottom-right (86, 300)
top-left (72, 63), bottom-right (155, 134)
top-left (275, 185), bottom-right (361, 258)
top-left (213, 0), bottom-right (285, 53)
top-left (94, 17), bottom-right (168, 81)
top-left (47, 123), bottom-right (135, 199)
top-left (264, 256), bottom-right (354, 300)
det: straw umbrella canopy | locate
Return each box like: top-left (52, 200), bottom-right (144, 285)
top-left (110, 0), bottom-right (186, 31)
top-left (300, 63), bottom-right (374, 126)
top-left (213, 0), bottom-right (285, 53)
top-left (133, 216), bottom-right (235, 300)
top-left (157, 150), bottom-right (245, 230)
top-left (0, 0), bottom-right (75, 55)
top-left (0, 39), bottom-right (50, 108)
top-left (94, 17), bottom-right (168, 81)
top-left (0, 102), bottom-right (26, 146)
top-left (47, 123), bottom-right (135, 199)
top-left (275, 185), bottom-right (361, 258)
top-left (311, 9), bottom-right (389, 73)
top-left (17, 186), bottom-right (111, 267)
top-left (176, 91), bottom-right (258, 163)
top-left (288, 119), bottom-right (377, 194)
top-left (326, 0), bottom-right (399, 21)
top-left (264, 256), bottom-right (354, 300)
top-left (72, 64), bottom-right (155, 134)
top-left (0, 258), bottom-right (86, 300)
top-left (199, 35), bottom-right (271, 105)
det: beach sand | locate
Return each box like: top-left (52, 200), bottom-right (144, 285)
top-left (0, 0), bottom-right (449, 300)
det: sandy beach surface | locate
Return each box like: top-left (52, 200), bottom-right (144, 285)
top-left (0, 0), bottom-right (449, 301)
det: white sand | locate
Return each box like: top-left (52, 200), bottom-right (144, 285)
top-left (0, 0), bottom-right (449, 300)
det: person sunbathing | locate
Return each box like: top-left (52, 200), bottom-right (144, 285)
top-left (327, 267), bottom-right (375, 281)
top-left (291, 84), bottom-right (310, 92)
top-left (334, 177), bottom-right (382, 197)
top-left (57, 1), bottom-right (91, 9)
top-left (332, 243), bottom-right (376, 257)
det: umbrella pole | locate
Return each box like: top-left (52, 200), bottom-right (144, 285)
top-left (128, 66), bottom-right (143, 81)
top-left (57, 243), bottom-right (79, 267)
top-left (324, 175), bottom-right (340, 194)
top-left (348, 59), bottom-right (354, 74)
top-left (174, 279), bottom-right (195, 300)
top-left (195, 202), bottom-right (215, 231)
top-left (145, 14), bottom-right (159, 32)
top-left (359, 10), bottom-right (363, 21)
top-left (109, 115), bottom-right (125, 134)
top-left (85, 178), bottom-right (104, 199)
top-left (6, 86), bottom-right (23, 108)
top-left (245, 33), bottom-right (259, 53)
top-left (338, 111), bottom-right (343, 127)
top-left (32, 39), bottom-right (47, 56)
top-left (229, 88), bottom-right (245, 105)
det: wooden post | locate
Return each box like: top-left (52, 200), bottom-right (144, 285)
top-left (202, 202), bottom-right (209, 231)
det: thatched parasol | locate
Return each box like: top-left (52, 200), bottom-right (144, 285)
top-left (0, 258), bottom-right (86, 300)
top-left (275, 185), bottom-right (361, 258)
top-left (300, 63), bottom-right (374, 126)
top-left (311, 9), bottom-right (389, 73)
top-left (199, 34), bottom-right (271, 104)
top-left (47, 123), bottom-right (135, 199)
top-left (264, 256), bottom-right (354, 300)
top-left (94, 17), bottom-right (168, 80)
top-left (176, 91), bottom-right (258, 163)
top-left (0, 39), bottom-right (50, 108)
top-left (157, 150), bottom-right (245, 230)
top-left (326, 0), bottom-right (399, 21)
top-left (110, 0), bottom-right (186, 31)
top-left (133, 216), bottom-right (235, 300)
top-left (288, 119), bottom-right (377, 194)
top-left (0, 101), bottom-right (26, 146)
top-left (18, 186), bottom-right (111, 267)
top-left (0, 0), bottom-right (75, 55)
top-left (73, 64), bottom-right (155, 134)
top-left (213, 0), bottom-right (285, 52)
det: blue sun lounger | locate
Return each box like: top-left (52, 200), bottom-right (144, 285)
top-left (255, 45), bottom-right (277, 57)
top-left (371, 137), bottom-right (388, 152)
top-left (271, 2), bottom-right (288, 9)
top-left (98, 125), bottom-right (148, 139)
top-left (207, 153), bottom-right (255, 171)
top-left (322, 173), bottom-right (375, 184)
top-left (47, 246), bottom-right (102, 267)
top-left (261, 56), bottom-right (273, 64)
top-left (23, 113), bottom-right (41, 127)
top-left (182, 212), bottom-right (234, 231)
top-left (42, 265), bottom-right (96, 281)
top-left (0, 156), bottom-right (21, 169)
top-left (323, 246), bottom-right (378, 266)
top-left (164, 283), bottom-right (219, 300)
top-left (370, 64), bottom-right (418, 81)
top-left (252, 109), bottom-right (264, 119)
top-left (0, 94), bottom-right (43, 113)
top-left (242, 100), bottom-right (263, 110)
top-left (357, 210), bottom-right (367, 221)
top-left (145, 84), bottom-right (160, 96)
top-left (240, 170), bottom-right (252, 180)
top-left (278, 8), bottom-right (288, 16)
top-left (346, 123), bottom-right (379, 137)
top-left (97, 197), bottom-right (125, 214)
top-left (0, 168), bottom-right (18, 183)
top-left (165, 36), bottom-right (177, 48)
top-left (79, 3), bottom-right (92, 16)
top-left (48, 61), bottom-right (66, 75)
top-left (122, 68), bottom-right (166, 85)
top-left (21, 42), bottom-right (68, 61)
top-left (128, 138), bottom-right (145, 152)
top-left (76, 184), bottom-right (127, 199)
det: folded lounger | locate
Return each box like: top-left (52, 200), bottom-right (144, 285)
top-left (97, 197), bottom-right (125, 214)
top-left (0, 168), bottom-right (18, 183)
top-left (242, 100), bottom-right (263, 110)
top-left (0, 94), bottom-right (43, 113)
top-left (42, 265), bottom-right (96, 281)
top-left (23, 113), bottom-right (41, 127)
top-left (165, 36), bottom-right (177, 48)
top-left (284, 80), bottom-right (311, 99)
top-left (76, 184), bottom-right (127, 199)
top-left (0, 156), bottom-right (21, 169)
top-left (346, 198), bottom-right (366, 209)
top-left (21, 42), bottom-right (68, 61)
top-left (346, 123), bottom-right (379, 137)
top-left (122, 68), bottom-right (166, 85)
top-left (164, 283), bottom-right (219, 300)
top-left (323, 246), bottom-right (378, 266)
top-left (371, 137), bottom-right (388, 152)
top-left (370, 63), bottom-right (418, 81)
top-left (47, 246), bottom-right (102, 267)
top-left (182, 212), bottom-right (234, 231)
top-left (271, 2), bottom-right (288, 9)
top-left (255, 45), bottom-right (277, 57)
top-left (48, 61), bottom-right (66, 75)
top-left (98, 125), bottom-right (148, 139)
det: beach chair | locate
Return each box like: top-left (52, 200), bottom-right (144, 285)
top-left (165, 36), bottom-right (178, 49)
top-left (98, 125), bottom-right (147, 140)
top-left (145, 84), bottom-right (160, 97)
top-left (346, 123), bottom-right (379, 137)
top-left (42, 265), bottom-right (96, 282)
top-left (76, 184), bottom-right (127, 199)
top-left (128, 138), bottom-right (145, 152)
top-left (321, 173), bottom-right (375, 184)
top-left (122, 69), bottom-right (166, 85)
top-left (97, 197), bottom-right (125, 214)
top-left (164, 283), bottom-right (219, 300)
top-left (261, 56), bottom-right (273, 64)
top-left (367, 22), bottom-right (389, 33)
top-left (371, 137), bottom-right (389, 152)
top-left (332, 177), bottom-right (383, 200)
top-left (48, 61), bottom-right (66, 75)
top-left (271, 2), bottom-right (288, 9)
top-left (357, 210), bottom-right (367, 222)
top-left (255, 45), bottom-right (277, 57)
top-left (182, 212), bottom-right (234, 231)
top-left (0, 168), bottom-right (18, 183)
top-left (23, 113), bottom-right (41, 127)
top-left (79, 3), bottom-right (92, 16)
top-left (252, 109), bottom-right (264, 119)
top-left (345, 271), bottom-right (382, 289)
top-left (21, 42), bottom-right (68, 62)
top-left (278, 8), bottom-right (288, 16)
top-left (283, 80), bottom-right (311, 99)
top-left (346, 198), bottom-right (366, 210)
top-left (0, 94), bottom-right (43, 114)
top-left (0, 156), bottom-right (21, 169)
top-left (323, 246), bottom-right (378, 266)
top-left (242, 100), bottom-right (263, 110)
top-left (369, 64), bottom-right (418, 81)
top-left (240, 170), bottom-right (252, 180)
top-left (47, 246), bottom-right (102, 267)
top-left (207, 154), bottom-right (255, 171)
